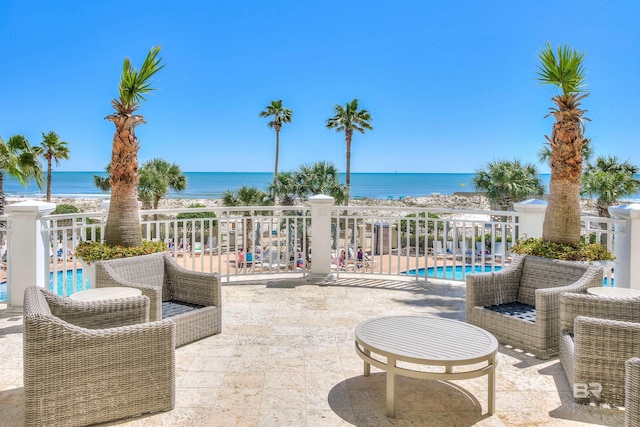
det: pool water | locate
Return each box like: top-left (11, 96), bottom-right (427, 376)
top-left (406, 265), bottom-right (615, 286)
top-left (0, 270), bottom-right (86, 302)
top-left (405, 265), bottom-right (502, 280)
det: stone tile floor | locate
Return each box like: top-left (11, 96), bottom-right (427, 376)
top-left (0, 275), bottom-right (626, 426)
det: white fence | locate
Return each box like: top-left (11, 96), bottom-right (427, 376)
top-left (0, 198), bottom-right (635, 306)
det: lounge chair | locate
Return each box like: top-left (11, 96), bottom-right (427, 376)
top-left (23, 287), bottom-right (175, 427)
top-left (466, 255), bottom-right (603, 359)
top-left (95, 252), bottom-right (221, 347)
top-left (560, 291), bottom-right (640, 406)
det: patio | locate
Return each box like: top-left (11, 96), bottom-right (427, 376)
top-left (0, 274), bottom-right (625, 426)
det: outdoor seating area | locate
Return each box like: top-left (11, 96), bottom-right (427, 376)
top-left (466, 255), bottom-right (604, 359)
top-left (95, 252), bottom-right (222, 347)
top-left (1, 275), bottom-right (626, 426)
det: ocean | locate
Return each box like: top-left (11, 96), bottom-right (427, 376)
top-left (4, 171), bottom-right (635, 200)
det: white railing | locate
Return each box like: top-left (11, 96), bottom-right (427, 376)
top-left (0, 201), bottom-right (628, 302)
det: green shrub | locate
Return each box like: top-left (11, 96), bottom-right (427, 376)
top-left (75, 240), bottom-right (166, 264)
top-left (510, 237), bottom-right (614, 261)
top-left (52, 204), bottom-right (81, 215)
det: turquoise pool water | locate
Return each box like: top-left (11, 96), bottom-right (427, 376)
top-left (405, 265), bottom-right (503, 280)
top-left (406, 265), bottom-right (615, 285)
top-left (0, 270), bottom-right (86, 302)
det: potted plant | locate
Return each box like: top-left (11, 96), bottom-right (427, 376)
top-left (75, 240), bottom-right (166, 286)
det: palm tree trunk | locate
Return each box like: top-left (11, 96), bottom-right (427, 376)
top-left (0, 172), bottom-right (5, 215)
top-left (542, 111), bottom-right (584, 245)
top-left (345, 129), bottom-right (353, 204)
top-left (273, 125), bottom-right (281, 202)
top-left (46, 157), bottom-right (52, 202)
top-left (543, 177), bottom-right (582, 244)
top-left (104, 115), bottom-right (144, 247)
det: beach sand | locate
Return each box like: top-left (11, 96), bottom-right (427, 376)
top-left (8, 193), bottom-right (601, 216)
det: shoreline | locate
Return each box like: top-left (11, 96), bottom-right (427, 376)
top-left (7, 193), bottom-right (602, 216)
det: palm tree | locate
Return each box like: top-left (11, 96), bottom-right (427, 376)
top-left (259, 100), bottom-right (293, 198)
top-left (537, 42), bottom-right (589, 244)
top-left (472, 160), bottom-right (545, 211)
top-left (269, 172), bottom-right (299, 206)
top-left (326, 99), bottom-right (372, 203)
top-left (222, 186), bottom-right (271, 252)
top-left (295, 161), bottom-right (348, 204)
top-left (37, 131), bottom-right (70, 202)
top-left (0, 135), bottom-right (43, 214)
top-left (93, 164), bottom-right (111, 192)
top-left (138, 158), bottom-right (187, 210)
top-left (581, 156), bottom-right (640, 217)
top-left (104, 46), bottom-right (165, 247)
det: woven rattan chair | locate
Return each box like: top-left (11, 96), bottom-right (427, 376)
top-left (626, 358), bottom-right (640, 426)
top-left (95, 252), bottom-right (221, 347)
top-left (23, 286), bottom-right (175, 427)
top-left (466, 255), bottom-right (603, 359)
top-left (559, 292), bottom-right (640, 407)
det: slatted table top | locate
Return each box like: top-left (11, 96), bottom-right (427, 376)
top-left (587, 287), bottom-right (640, 298)
top-left (355, 315), bottom-right (498, 365)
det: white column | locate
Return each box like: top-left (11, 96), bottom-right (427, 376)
top-left (307, 194), bottom-right (335, 281)
top-left (5, 200), bottom-right (56, 311)
top-left (513, 199), bottom-right (547, 239)
top-left (608, 204), bottom-right (640, 290)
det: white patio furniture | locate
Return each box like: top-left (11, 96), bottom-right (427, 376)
top-left (355, 315), bottom-right (498, 418)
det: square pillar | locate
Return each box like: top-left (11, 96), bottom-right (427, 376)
top-left (609, 204), bottom-right (640, 289)
top-left (5, 200), bottom-right (56, 311)
top-left (307, 195), bottom-right (334, 281)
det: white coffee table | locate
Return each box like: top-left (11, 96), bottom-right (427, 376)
top-left (355, 315), bottom-right (498, 417)
top-left (587, 287), bottom-right (640, 298)
top-left (70, 287), bottom-right (142, 302)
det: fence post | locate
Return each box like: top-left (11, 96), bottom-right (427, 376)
top-left (5, 200), bottom-right (56, 311)
top-left (608, 204), bottom-right (640, 290)
top-left (307, 195), bottom-right (335, 281)
top-left (513, 199), bottom-right (547, 239)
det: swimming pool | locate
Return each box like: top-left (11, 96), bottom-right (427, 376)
top-left (406, 265), bottom-right (615, 285)
top-left (0, 270), bottom-right (86, 302)
top-left (405, 265), bottom-right (503, 280)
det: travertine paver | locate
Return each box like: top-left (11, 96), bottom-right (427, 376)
top-left (0, 275), bottom-right (625, 426)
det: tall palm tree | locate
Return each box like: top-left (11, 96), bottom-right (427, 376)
top-left (472, 160), bottom-right (545, 211)
top-left (295, 161), bottom-right (348, 204)
top-left (581, 156), bottom-right (640, 217)
top-left (138, 158), bottom-right (187, 210)
top-left (326, 98), bottom-right (372, 203)
top-left (259, 100), bottom-right (293, 198)
top-left (537, 42), bottom-right (589, 244)
top-left (37, 131), bottom-right (70, 202)
top-left (0, 135), bottom-right (43, 214)
top-left (104, 46), bottom-right (165, 247)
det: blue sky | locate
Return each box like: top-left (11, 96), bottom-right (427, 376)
top-left (1, 1), bottom-right (639, 173)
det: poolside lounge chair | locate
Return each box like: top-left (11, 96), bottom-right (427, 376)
top-left (466, 255), bottom-right (603, 359)
top-left (560, 291), bottom-right (640, 407)
top-left (95, 252), bottom-right (221, 347)
top-left (23, 287), bottom-right (175, 427)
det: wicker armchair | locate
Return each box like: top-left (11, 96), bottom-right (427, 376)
top-left (559, 292), bottom-right (640, 407)
top-left (466, 255), bottom-right (603, 359)
top-left (95, 252), bottom-right (221, 347)
top-left (626, 358), bottom-right (640, 426)
top-left (24, 287), bottom-right (175, 427)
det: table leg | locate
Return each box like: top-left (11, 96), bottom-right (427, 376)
top-left (364, 348), bottom-right (370, 377)
top-left (488, 356), bottom-right (495, 415)
top-left (386, 357), bottom-right (396, 417)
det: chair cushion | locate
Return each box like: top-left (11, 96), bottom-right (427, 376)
top-left (162, 300), bottom-right (206, 319)
top-left (484, 302), bottom-right (536, 323)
